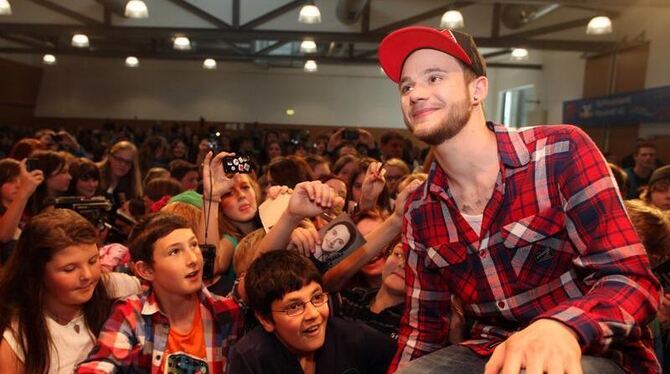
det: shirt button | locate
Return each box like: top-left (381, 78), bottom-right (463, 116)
top-left (497, 301), bottom-right (505, 309)
top-left (479, 250), bottom-right (487, 258)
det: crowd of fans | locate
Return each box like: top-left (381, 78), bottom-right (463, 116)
top-left (0, 122), bottom-right (667, 373)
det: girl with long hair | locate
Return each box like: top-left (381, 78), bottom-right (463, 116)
top-left (0, 209), bottom-right (140, 373)
top-left (24, 150), bottom-right (72, 218)
top-left (97, 141), bottom-right (142, 210)
top-left (214, 173), bottom-right (262, 293)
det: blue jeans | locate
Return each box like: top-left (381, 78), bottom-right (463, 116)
top-left (397, 345), bottom-right (624, 374)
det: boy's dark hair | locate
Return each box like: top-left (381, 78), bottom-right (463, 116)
top-left (144, 177), bottom-right (184, 202)
top-left (635, 142), bottom-right (656, 154)
top-left (245, 251), bottom-right (323, 320)
top-left (128, 212), bottom-right (190, 264)
top-left (169, 159), bottom-right (198, 181)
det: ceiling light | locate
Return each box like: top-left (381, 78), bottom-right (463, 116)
top-left (125, 0), bottom-right (148, 18)
top-left (511, 48), bottom-right (529, 61)
top-left (0, 0), bottom-right (11, 15)
top-left (304, 60), bottom-right (318, 72)
top-left (125, 56), bottom-right (139, 68)
top-left (298, 3), bottom-right (322, 24)
top-left (586, 16), bottom-right (612, 35)
top-left (203, 58), bottom-right (217, 70)
top-left (286, 108), bottom-right (295, 116)
top-left (71, 34), bottom-right (90, 48)
top-left (440, 10), bottom-right (464, 29)
top-left (300, 40), bottom-right (317, 54)
top-left (42, 54), bottom-right (56, 65)
top-left (173, 36), bottom-right (191, 50)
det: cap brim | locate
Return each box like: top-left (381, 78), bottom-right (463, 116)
top-left (378, 26), bottom-right (472, 83)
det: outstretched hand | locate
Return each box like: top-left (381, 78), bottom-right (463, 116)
top-left (286, 181), bottom-right (343, 221)
top-left (393, 179), bottom-right (421, 218)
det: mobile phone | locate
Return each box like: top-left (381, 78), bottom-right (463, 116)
top-left (25, 157), bottom-right (40, 172)
top-left (342, 129), bottom-right (359, 141)
top-left (200, 244), bottom-right (216, 280)
top-left (222, 156), bottom-right (252, 174)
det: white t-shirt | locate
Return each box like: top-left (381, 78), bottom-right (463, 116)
top-left (461, 213), bottom-right (484, 236)
top-left (1, 272), bottom-right (141, 374)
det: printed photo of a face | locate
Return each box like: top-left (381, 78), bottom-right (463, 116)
top-left (312, 214), bottom-right (365, 270)
top-left (321, 223), bottom-right (352, 253)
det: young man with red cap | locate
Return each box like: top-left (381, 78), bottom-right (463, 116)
top-left (378, 26), bottom-right (661, 374)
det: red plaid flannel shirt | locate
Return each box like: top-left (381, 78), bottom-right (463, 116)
top-left (390, 123), bottom-right (661, 373)
top-left (76, 287), bottom-right (243, 374)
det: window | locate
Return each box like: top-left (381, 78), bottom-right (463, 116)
top-left (498, 85), bottom-right (537, 128)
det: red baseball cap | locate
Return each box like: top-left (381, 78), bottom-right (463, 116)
top-left (378, 26), bottom-right (487, 83)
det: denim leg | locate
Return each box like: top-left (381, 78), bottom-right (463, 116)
top-left (397, 345), bottom-right (624, 374)
top-left (396, 345), bottom-right (486, 374)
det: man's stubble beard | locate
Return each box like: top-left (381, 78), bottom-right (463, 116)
top-left (405, 94), bottom-right (473, 146)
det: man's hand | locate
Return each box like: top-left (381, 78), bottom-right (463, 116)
top-left (484, 319), bottom-right (582, 374)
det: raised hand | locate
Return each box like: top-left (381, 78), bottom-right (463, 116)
top-left (287, 181), bottom-right (342, 220)
top-left (19, 160), bottom-right (44, 195)
top-left (202, 151), bottom-right (236, 199)
top-left (358, 162), bottom-right (386, 211)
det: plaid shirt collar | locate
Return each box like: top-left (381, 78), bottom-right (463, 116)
top-left (423, 122), bottom-right (530, 200)
top-left (140, 287), bottom-right (216, 318)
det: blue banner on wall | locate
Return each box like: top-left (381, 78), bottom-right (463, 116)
top-left (563, 85), bottom-right (670, 126)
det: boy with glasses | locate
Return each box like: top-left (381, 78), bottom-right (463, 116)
top-left (229, 250), bottom-right (394, 374)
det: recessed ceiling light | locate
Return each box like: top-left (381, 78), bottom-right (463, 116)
top-left (125, 0), bottom-right (148, 18)
top-left (440, 10), bottom-right (464, 29)
top-left (125, 56), bottom-right (139, 67)
top-left (203, 58), bottom-right (217, 70)
top-left (0, 0), bottom-right (12, 15)
top-left (586, 16), bottom-right (612, 35)
top-left (42, 54), bottom-right (56, 65)
top-left (300, 40), bottom-right (317, 54)
top-left (173, 36), bottom-right (191, 50)
top-left (511, 48), bottom-right (529, 61)
top-left (298, 3), bottom-right (321, 24)
top-left (304, 60), bottom-right (318, 72)
top-left (71, 34), bottom-right (90, 48)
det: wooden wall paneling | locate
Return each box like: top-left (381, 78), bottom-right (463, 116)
top-left (0, 58), bottom-right (43, 123)
top-left (613, 43), bottom-right (649, 94)
top-left (583, 54), bottom-right (614, 99)
top-left (606, 124), bottom-right (640, 163)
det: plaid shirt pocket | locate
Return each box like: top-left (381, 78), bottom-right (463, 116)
top-left (501, 207), bottom-right (573, 288)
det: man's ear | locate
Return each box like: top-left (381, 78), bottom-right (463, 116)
top-left (133, 260), bottom-right (155, 282)
top-left (255, 311), bottom-right (275, 333)
top-left (471, 76), bottom-right (489, 105)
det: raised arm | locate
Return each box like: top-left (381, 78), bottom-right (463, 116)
top-left (0, 162), bottom-right (43, 243)
top-left (200, 151), bottom-right (236, 274)
top-left (254, 181), bottom-right (340, 256)
top-left (323, 179), bottom-right (420, 292)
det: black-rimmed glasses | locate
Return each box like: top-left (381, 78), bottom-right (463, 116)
top-left (272, 292), bottom-right (329, 317)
